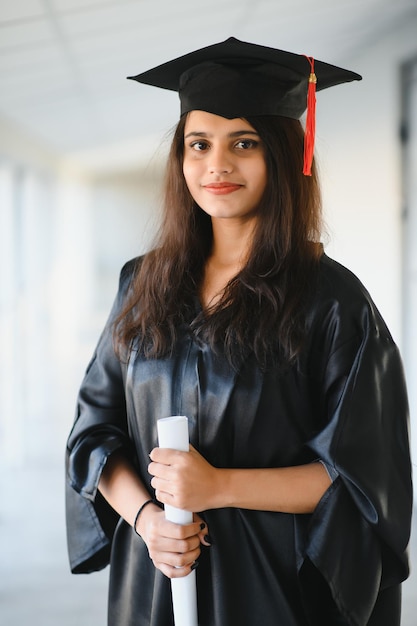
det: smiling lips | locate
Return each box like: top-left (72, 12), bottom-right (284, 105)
top-left (203, 182), bottom-right (243, 195)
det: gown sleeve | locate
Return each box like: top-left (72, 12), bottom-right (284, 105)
top-left (65, 259), bottom-right (137, 574)
top-left (299, 261), bottom-right (413, 625)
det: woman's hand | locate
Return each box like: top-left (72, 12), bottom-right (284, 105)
top-left (98, 451), bottom-right (211, 579)
top-left (137, 503), bottom-right (210, 579)
top-left (148, 445), bottom-right (219, 512)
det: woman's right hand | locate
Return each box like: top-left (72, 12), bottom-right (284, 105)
top-left (136, 504), bottom-right (210, 578)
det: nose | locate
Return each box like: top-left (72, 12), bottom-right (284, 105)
top-left (208, 145), bottom-right (233, 174)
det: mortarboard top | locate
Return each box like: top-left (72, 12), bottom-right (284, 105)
top-left (128, 37), bottom-right (362, 174)
top-left (128, 37), bottom-right (362, 120)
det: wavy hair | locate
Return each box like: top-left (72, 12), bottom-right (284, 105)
top-left (115, 114), bottom-right (323, 368)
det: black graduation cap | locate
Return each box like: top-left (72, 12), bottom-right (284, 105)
top-left (128, 37), bottom-right (362, 174)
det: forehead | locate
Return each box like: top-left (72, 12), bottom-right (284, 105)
top-left (184, 110), bottom-right (257, 134)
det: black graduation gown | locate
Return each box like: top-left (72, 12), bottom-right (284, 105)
top-left (65, 254), bottom-right (412, 626)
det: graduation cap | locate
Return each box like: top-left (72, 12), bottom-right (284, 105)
top-left (128, 37), bottom-right (362, 175)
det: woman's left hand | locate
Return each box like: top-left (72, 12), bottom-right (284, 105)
top-left (148, 445), bottom-right (220, 512)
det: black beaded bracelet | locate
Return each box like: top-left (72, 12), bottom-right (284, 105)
top-left (133, 498), bottom-right (162, 536)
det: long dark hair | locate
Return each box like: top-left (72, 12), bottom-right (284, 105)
top-left (115, 114), bottom-right (323, 368)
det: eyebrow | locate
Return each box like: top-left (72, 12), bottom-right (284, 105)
top-left (184, 130), bottom-right (260, 139)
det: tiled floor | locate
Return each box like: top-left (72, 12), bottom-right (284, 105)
top-left (0, 465), bottom-right (415, 625)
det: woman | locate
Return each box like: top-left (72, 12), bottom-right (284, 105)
top-left (66, 38), bottom-right (412, 625)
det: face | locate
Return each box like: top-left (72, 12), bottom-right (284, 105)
top-left (182, 111), bottom-right (267, 224)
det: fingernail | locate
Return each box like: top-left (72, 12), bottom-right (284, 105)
top-left (204, 534), bottom-right (212, 546)
top-left (200, 522), bottom-right (206, 530)
top-left (191, 561), bottom-right (199, 570)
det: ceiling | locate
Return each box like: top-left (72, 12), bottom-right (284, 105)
top-left (1, 0), bottom-right (416, 169)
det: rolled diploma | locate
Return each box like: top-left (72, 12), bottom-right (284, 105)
top-left (157, 416), bottom-right (198, 626)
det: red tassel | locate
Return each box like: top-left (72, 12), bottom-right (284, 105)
top-left (303, 56), bottom-right (317, 176)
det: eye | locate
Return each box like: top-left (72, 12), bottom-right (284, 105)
top-left (235, 139), bottom-right (259, 150)
top-left (189, 140), bottom-right (210, 152)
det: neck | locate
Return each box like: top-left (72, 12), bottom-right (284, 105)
top-left (209, 217), bottom-right (256, 267)
top-left (200, 217), bottom-right (256, 309)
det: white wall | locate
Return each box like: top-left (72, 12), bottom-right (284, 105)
top-left (316, 16), bottom-right (417, 484)
top-left (318, 16), bottom-right (417, 344)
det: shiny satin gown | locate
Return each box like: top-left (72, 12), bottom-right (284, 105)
top-left (66, 254), bottom-right (412, 626)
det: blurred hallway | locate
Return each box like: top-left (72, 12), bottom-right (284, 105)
top-left (1, 2), bottom-right (416, 624)
top-left (0, 465), bottom-right (108, 625)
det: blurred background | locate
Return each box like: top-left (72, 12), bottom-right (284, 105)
top-left (0, 1), bottom-right (416, 624)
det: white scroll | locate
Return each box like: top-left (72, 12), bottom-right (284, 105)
top-left (157, 416), bottom-right (198, 626)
